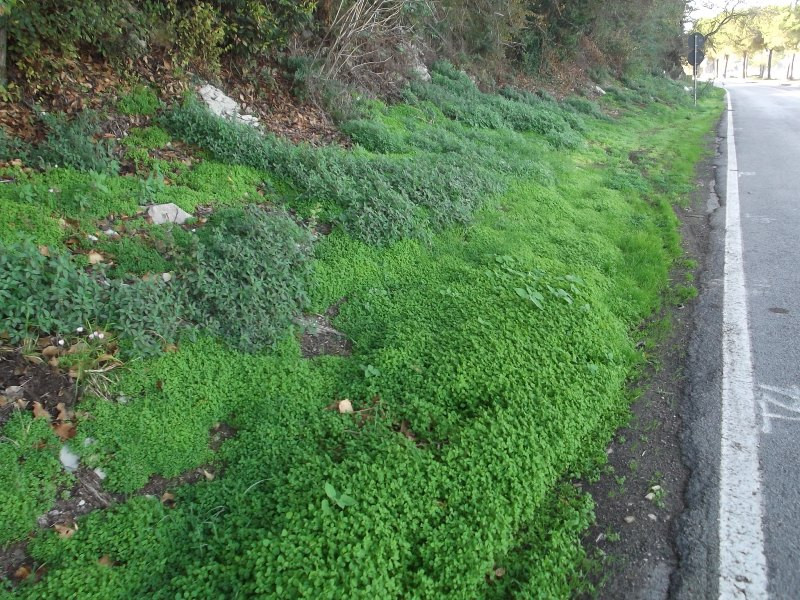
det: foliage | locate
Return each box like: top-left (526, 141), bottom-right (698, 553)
top-left (0, 239), bottom-right (103, 342)
top-left (29, 111), bottom-right (119, 175)
top-left (179, 206), bottom-right (313, 352)
top-left (162, 64), bottom-right (600, 244)
top-left (1, 78), bottom-right (724, 598)
top-left (0, 412), bottom-right (67, 545)
top-left (6, 0), bottom-right (148, 77)
top-left (0, 239), bottom-right (180, 356)
top-left (117, 86), bottom-right (162, 117)
top-left (0, 126), bottom-right (31, 162)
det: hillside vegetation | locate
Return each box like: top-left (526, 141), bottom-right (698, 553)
top-left (0, 1), bottom-right (724, 597)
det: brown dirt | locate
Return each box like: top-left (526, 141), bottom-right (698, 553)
top-left (581, 132), bottom-right (719, 599)
top-left (0, 348), bottom-right (77, 428)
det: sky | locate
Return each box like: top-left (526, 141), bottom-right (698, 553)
top-left (690, 0), bottom-right (797, 20)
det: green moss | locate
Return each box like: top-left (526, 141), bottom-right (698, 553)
top-left (117, 85), bottom-right (162, 117)
top-left (0, 413), bottom-right (67, 545)
top-left (0, 197), bottom-right (64, 245)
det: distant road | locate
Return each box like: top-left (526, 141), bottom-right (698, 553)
top-left (679, 81), bottom-right (800, 599)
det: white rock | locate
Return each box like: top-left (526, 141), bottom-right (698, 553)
top-left (648, 513), bottom-right (658, 521)
top-left (103, 229), bottom-right (118, 237)
top-left (624, 515), bottom-right (636, 524)
top-left (3, 385), bottom-right (24, 400)
top-left (338, 399), bottom-right (354, 414)
top-left (645, 492), bottom-right (656, 501)
top-left (198, 84), bottom-right (260, 129)
top-left (161, 272), bottom-right (172, 283)
top-left (147, 203), bottom-right (193, 225)
top-left (94, 468), bottom-right (107, 480)
top-left (595, 85), bottom-right (606, 95)
top-left (59, 446), bottom-right (80, 472)
top-left (78, 499), bottom-right (86, 507)
top-left (87, 234), bottom-right (99, 242)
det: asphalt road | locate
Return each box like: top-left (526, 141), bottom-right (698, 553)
top-left (677, 81), bottom-right (800, 599)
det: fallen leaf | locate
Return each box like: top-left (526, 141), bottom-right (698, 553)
top-left (494, 567), bottom-right (506, 578)
top-left (52, 422), bottom-right (77, 441)
top-left (55, 402), bottom-right (73, 421)
top-left (24, 354), bottom-right (44, 365)
top-left (87, 251), bottom-right (104, 265)
top-left (97, 555), bottom-right (113, 567)
top-left (42, 345), bottom-right (61, 358)
top-left (32, 401), bottom-right (51, 421)
top-left (164, 343), bottom-right (178, 353)
top-left (48, 357), bottom-right (60, 368)
top-left (337, 399), bottom-right (354, 414)
top-left (15, 398), bottom-right (29, 410)
top-left (160, 491), bottom-right (175, 506)
top-left (53, 522), bottom-right (77, 539)
top-left (68, 365), bottom-right (81, 379)
top-left (13, 565), bottom-right (31, 580)
top-left (67, 341), bottom-right (89, 355)
top-left (0, 395), bottom-right (9, 406)
top-left (201, 468), bottom-right (215, 481)
top-left (38, 245), bottom-right (50, 257)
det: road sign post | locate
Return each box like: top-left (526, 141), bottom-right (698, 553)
top-left (688, 33), bottom-right (706, 107)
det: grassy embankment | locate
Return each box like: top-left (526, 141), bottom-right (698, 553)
top-left (0, 67), bottom-right (723, 597)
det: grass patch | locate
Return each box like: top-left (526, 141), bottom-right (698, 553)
top-left (1, 75), bottom-right (724, 598)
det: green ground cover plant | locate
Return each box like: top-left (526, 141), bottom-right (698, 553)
top-left (0, 413), bottom-right (67, 546)
top-left (0, 74), bottom-right (723, 598)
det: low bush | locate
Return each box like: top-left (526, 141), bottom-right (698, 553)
top-left (30, 111), bottom-right (119, 175)
top-left (0, 239), bottom-right (180, 356)
top-left (179, 206), bottom-right (313, 352)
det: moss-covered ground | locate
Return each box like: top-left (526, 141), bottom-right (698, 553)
top-left (0, 70), bottom-right (723, 598)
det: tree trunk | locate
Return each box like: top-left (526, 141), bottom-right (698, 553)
top-left (716, 58), bottom-right (720, 78)
top-left (743, 52), bottom-right (748, 78)
top-left (791, 54), bottom-right (796, 80)
top-left (0, 19), bottom-right (7, 88)
top-left (767, 48), bottom-right (773, 79)
top-left (724, 54), bottom-right (729, 78)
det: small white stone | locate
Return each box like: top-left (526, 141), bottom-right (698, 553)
top-left (650, 485), bottom-right (662, 492)
top-left (103, 229), bottom-right (117, 237)
top-left (59, 446), bottom-right (80, 472)
top-left (161, 272), bottom-right (172, 283)
top-left (338, 399), bottom-right (354, 414)
top-left (645, 492), bottom-right (656, 501)
top-left (147, 203), bottom-right (193, 225)
top-left (78, 499), bottom-right (86, 506)
top-left (624, 515), bottom-right (636, 524)
top-left (87, 234), bottom-right (99, 242)
top-left (4, 385), bottom-right (24, 399)
top-left (648, 513), bottom-right (658, 521)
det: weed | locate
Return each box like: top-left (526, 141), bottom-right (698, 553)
top-left (179, 206), bottom-right (313, 352)
top-left (30, 111), bottom-right (119, 174)
top-left (117, 86), bottom-right (162, 117)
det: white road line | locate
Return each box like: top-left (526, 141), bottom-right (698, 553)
top-left (719, 90), bottom-right (769, 598)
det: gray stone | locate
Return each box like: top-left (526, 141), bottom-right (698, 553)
top-left (59, 445), bottom-right (80, 472)
top-left (147, 203), bottom-right (193, 225)
top-left (198, 84), bottom-right (260, 128)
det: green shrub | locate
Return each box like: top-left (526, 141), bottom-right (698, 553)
top-left (0, 239), bottom-right (103, 341)
top-left (30, 111), bottom-right (119, 174)
top-left (117, 86), bottom-right (163, 117)
top-left (7, 0), bottom-right (148, 78)
top-left (173, 1), bottom-right (228, 73)
top-left (0, 239), bottom-right (181, 356)
top-left (179, 206), bottom-right (313, 352)
top-left (0, 128), bottom-right (32, 162)
top-left (341, 119), bottom-right (408, 153)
